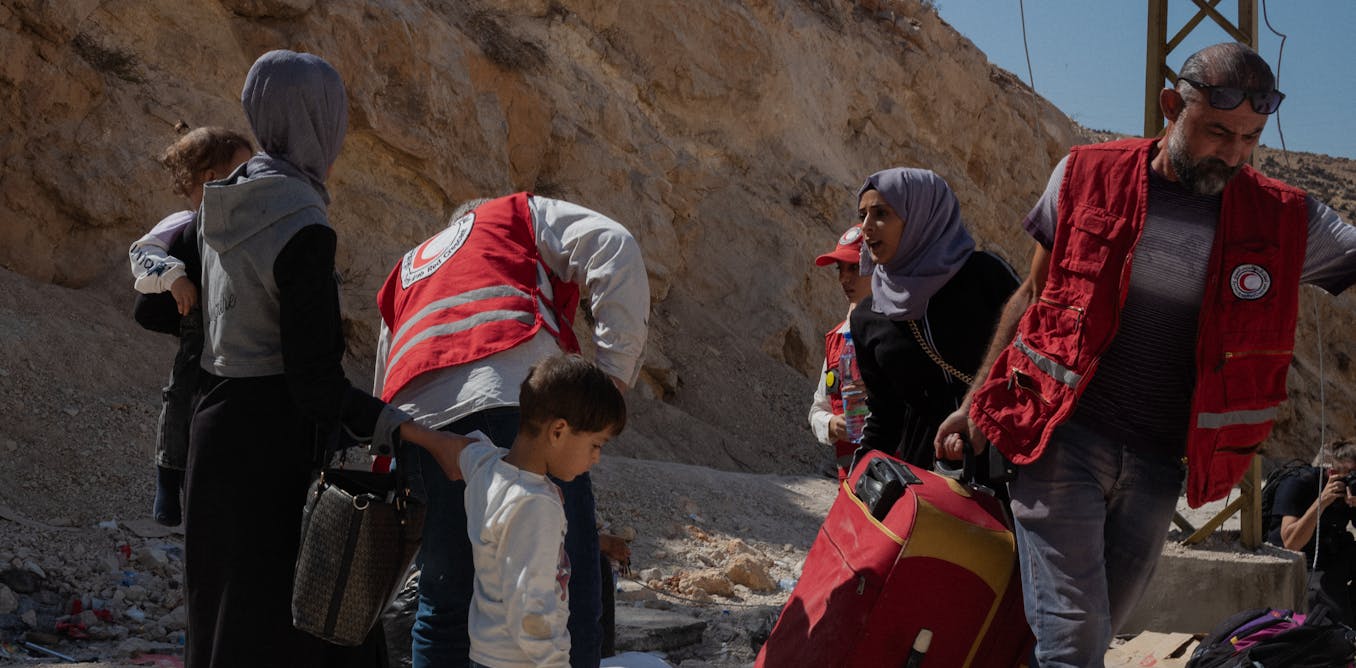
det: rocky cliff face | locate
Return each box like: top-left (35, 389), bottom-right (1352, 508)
top-left (1, 0), bottom-right (1349, 509)
top-left (1, 0), bottom-right (1081, 483)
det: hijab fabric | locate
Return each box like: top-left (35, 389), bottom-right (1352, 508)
top-left (240, 50), bottom-right (348, 203)
top-left (858, 168), bottom-right (975, 320)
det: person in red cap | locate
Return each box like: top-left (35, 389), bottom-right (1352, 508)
top-left (807, 224), bottom-right (873, 476)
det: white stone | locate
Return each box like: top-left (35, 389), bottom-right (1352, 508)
top-left (136, 546), bottom-right (169, 570)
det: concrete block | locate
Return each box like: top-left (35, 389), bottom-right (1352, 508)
top-left (1121, 540), bottom-right (1307, 635)
top-left (616, 605), bottom-right (705, 652)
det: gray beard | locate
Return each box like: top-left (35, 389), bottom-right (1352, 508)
top-left (1166, 130), bottom-right (1241, 196)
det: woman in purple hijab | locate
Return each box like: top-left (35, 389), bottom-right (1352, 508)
top-left (847, 168), bottom-right (1019, 468)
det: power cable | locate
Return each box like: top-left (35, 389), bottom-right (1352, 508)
top-left (1316, 296), bottom-right (1328, 464)
top-left (1260, 0), bottom-right (1319, 567)
top-left (1312, 294), bottom-right (1327, 572)
top-left (1018, 0), bottom-right (1036, 92)
top-left (1260, 0), bottom-right (1290, 167)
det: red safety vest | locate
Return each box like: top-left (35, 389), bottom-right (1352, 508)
top-left (822, 322), bottom-right (855, 460)
top-left (970, 138), bottom-right (1308, 507)
top-left (376, 192), bottom-right (581, 402)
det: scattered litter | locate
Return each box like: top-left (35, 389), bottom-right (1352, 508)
top-left (56, 619), bottom-right (90, 639)
top-left (21, 640), bottom-right (78, 662)
top-left (97, 520), bottom-right (119, 530)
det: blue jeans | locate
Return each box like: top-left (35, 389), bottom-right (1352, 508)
top-left (1008, 419), bottom-right (1184, 668)
top-left (409, 407), bottom-right (602, 668)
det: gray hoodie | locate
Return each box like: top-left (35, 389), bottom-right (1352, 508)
top-left (198, 50), bottom-right (346, 377)
top-left (198, 172), bottom-right (327, 377)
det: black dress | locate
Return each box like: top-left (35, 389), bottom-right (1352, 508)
top-left (850, 251), bottom-right (1018, 467)
top-left (183, 225), bottom-right (391, 667)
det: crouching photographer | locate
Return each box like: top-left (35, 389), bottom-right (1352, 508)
top-left (1266, 439), bottom-right (1356, 625)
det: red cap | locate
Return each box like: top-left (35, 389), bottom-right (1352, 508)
top-left (815, 225), bottom-right (864, 267)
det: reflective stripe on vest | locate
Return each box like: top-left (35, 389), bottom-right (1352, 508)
top-left (1196, 407), bottom-right (1278, 430)
top-left (386, 285), bottom-right (535, 371)
top-left (376, 192), bottom-right (583, 402)
top-left (1013, 333), bottom-right (1082, 389)
top-left (389, 285), bottom-right (530, 345)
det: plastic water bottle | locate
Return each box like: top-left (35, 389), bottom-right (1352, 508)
top-left (839, 331), bottom-right (869, 443)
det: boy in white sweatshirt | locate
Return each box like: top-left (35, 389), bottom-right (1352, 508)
top-left (460, 354), bottom-right (627, 668)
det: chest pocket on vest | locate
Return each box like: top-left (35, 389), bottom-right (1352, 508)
top-left (1216, 344), bottom-right (1292, 408)
top-left (1214, 238), bottom-right (1294, 408)
top-left (1058, 205), bottom-right (1123, 279)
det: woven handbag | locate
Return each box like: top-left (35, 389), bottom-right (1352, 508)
top-left (292, 468), bottom-right (424, 646)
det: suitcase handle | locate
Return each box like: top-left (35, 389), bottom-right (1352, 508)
top-left (934, 436), bottom-right (1016, 494)
top-left (853, 456), bottom-right (922, 521)
top-left (932, 435), bottom-right (978, 484)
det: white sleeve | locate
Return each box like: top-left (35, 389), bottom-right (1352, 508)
top-left (528, 196), bottom-right (650, 386)
top-left (499, 495), bottom-right (572, 668)
top-left (373, 321), bottom-right (392, 397)
top-left (128, 233), bottom-right (186, 294)
top-left (808, 359), bottom-right (833, 445)
top-left (458, 438), bottom-right (501, 477)
top-left (129, 210), bottom-right (195, 294)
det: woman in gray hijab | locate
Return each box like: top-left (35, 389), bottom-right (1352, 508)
top-left (848, 168), bottom-right (1018, 468)
top-left (183, 50), bottom-right (466, 667)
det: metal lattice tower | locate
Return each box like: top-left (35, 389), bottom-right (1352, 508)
top-left (1148, 0), bottom-right (1269, 549)
top-left (1144, 0), bottom-right (1259, 137)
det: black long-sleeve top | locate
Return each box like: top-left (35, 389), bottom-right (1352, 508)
top-left (139, 223), bottom-right (398, 453)
top-left (849, 251), bottom-right (1018, 467)
top-left (274, 225), bottom-right (395, 449)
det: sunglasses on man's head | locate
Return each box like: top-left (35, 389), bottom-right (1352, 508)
top-left (1179, 77), bottom-right (1285, 115)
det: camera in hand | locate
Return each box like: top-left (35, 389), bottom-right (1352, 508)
top-left (1343, 471), bottom-right (1356, 495)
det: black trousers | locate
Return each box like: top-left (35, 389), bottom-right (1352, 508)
top-left (185, 374), bottom-right (386, 668)
top-left (155, 310), bottom-right (201, 470)
top-left (1311, 538), bottom-right (1356, 626)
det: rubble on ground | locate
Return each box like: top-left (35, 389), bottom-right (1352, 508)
top-left (0, 511), bottom-right (185, 663)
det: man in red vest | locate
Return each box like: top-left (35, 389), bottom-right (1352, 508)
top-left (934, 43), bottom-right (1356, 666)
top-left (807, 225), bottom-right (871, 477)
top-left (373, 193), bottom-right (649, 668)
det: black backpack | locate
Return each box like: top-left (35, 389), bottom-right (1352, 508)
top-left (1187, 605), bottom-right (1356, 668)
top-left (1261, 460), bottom-right (1315, 539)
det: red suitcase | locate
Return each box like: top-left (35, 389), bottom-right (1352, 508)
top-left (757, 450), bottom-right (1032, 667)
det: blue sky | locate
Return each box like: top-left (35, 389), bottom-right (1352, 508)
top-left (935, 1), bottom-right (1356, 159)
